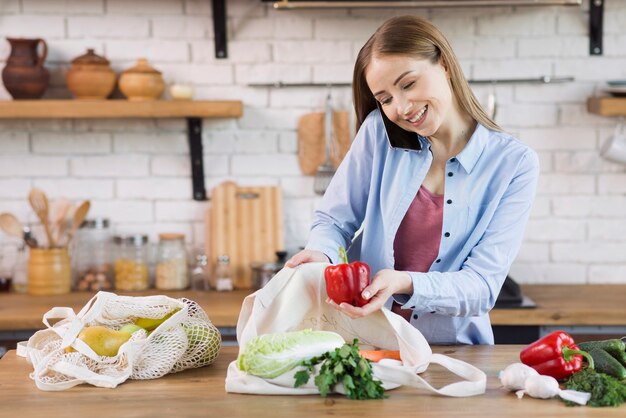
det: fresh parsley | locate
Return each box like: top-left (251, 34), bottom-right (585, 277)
top-left (294, 339), bottom-right (386, 400)
top-left (562, 368), bottom-right (626, 407)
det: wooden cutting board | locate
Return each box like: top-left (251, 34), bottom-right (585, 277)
top-left (205, 181), bottom-right (284, 289)
top-left (297, 111), bottom-right (351, 176)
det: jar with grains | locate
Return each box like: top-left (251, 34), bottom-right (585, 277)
top-left (114, 234), bottom-right (149, 291)
top-left (73, 218), bottom-right (113, 292)
top-left (155, 233), bottom-right (188, 290)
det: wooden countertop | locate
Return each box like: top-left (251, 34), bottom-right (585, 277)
top-left (490, 284), bottom-right (626, 326)
top-left (1, 284), bottom-right (625, 332)
top-left (1, 345), bottom-right (622, 417)
top-left (0, 289), bottom-right (247, 331)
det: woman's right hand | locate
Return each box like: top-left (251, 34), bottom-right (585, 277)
top-left (285, 249), bottom-right (330, 267)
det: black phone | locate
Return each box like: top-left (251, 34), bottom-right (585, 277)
top-left (377, 103), bottom-right (422, 151)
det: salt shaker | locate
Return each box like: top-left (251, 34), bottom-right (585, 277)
top-left (214, 255), bottom-right (233, 292)
top-left (190, 254), bottom-right (210, 291)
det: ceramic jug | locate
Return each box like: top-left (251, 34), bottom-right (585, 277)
top-left (2, 37), bottom-right (50, 99)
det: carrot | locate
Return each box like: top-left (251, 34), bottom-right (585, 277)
top-left (359, 350), bottom-right (401, 363)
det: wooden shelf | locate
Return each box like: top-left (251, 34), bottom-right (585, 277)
top-left (0, 100), bottom-right (243, 119)
top-left (587, 96), bottom-right (626, 116)
top-left (0, 99), bottom-right (244, 201)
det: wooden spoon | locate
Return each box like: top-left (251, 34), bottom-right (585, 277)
top-left (65, 200), bottom-right (91, 246)
top-left (50, 197), bottom-right (72, 245)
top-left (0, 212), bottom-right (23, 238)
top-left (28, 188), bottom-right (55, 248)
top-left (0, 213), bottom-right (38, 248)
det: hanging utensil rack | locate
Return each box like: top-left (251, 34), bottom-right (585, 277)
top-left (247, 76), bottom-right (575, 88)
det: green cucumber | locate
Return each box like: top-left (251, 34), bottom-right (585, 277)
top-left (579, 339), bottom-right (626, 366)
top-left (588, 348), bottom-right (626, 380)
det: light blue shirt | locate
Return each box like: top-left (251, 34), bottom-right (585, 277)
top-left (306, 109), bottom-right (539, 345)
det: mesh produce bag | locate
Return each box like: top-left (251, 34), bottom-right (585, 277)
top-left (17, 291), bottom-right (221, 391)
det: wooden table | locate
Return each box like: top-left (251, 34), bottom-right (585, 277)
top-left (0, 345), bottom-right (622, 418)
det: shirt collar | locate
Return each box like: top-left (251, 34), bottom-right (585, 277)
top-left (377, 107), bottom-right (489, 168)
top-left (455, 123), bottom-right (488, 174)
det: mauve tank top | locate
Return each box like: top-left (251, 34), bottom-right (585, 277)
top-left (392, 185), bottom-right (444, 321)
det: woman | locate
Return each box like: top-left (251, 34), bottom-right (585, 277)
top-left (286, 15), bottom-right (539, 345)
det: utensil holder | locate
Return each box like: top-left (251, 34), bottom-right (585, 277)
top-left (28, 248), bottom-right (71, 295)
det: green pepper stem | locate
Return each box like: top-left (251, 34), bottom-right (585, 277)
top-left (562, 345), bottom-right (595, 370)
top-left (338, 246), bottom-right (348, 264)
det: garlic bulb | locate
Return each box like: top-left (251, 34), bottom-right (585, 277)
top-left (501, 365), bottom-right (591, 406)
top-left (498, 363), bottom-right (538, 391)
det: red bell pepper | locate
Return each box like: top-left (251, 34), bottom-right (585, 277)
top-left (520, 330), bottom-right (595, 380)
top-left (324, 247), bottom-right (370, 307)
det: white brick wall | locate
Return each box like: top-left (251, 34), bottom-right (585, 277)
top-left (1, 0), bottom-right (626, 284)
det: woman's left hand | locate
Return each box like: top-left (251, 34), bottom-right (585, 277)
top-left (326, 269), bottom-right (413, 319)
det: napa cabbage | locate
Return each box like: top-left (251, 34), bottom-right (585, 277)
top-left (237, 329), bottom-right (345, 378)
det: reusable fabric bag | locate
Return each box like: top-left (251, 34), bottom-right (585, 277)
top-left (17, 292), bottom-right (221, 391)
top-left (225, 262), bottom-right (487, 396)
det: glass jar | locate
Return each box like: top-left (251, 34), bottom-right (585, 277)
top-left (155, 233), bottom-right (189, 290)
top-left (73, 218), bottom-right (113, 291)
top-left (114, 234), bottom-right (149, 291)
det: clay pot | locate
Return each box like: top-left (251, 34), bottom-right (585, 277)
top-left (66, 48), bottom-right (116, 99)
top-left (2, 38), bottom-right (50, 100)
top-left (118, 58), bottom-right (165, 101)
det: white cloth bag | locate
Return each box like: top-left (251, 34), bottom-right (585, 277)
top-left (17, 291), bottom-right (221, 391)
top-left (225, 263), bottom-right (486, 397)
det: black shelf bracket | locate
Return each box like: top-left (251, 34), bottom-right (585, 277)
top-left (187, 118), bottom-right (207, 201)
top-left (590, 0), bottom-right (604, 55)
top-left (213, 0), bottom-right (227, 58)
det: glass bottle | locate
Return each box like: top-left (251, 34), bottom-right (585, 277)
top-left (190, 254), bottom-right (210, 291)
top-left (0, 251), bottom-right (11, 293)
top-left (12, 243), bottom-right (28, 293)
top-left (214, 255), bottom-right (233, 292)
top-left (155, 233), bottom-right (189, 290)
top-left (113, 234), bottom-right (149, 291)
top-left (73, 218), bottom-right (113, 291)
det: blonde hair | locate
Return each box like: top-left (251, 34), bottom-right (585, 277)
top-left (353, 15), bottom-right (501, 132)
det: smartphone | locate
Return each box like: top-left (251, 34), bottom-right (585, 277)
top-left (377, 103), bottom-right (422, 151)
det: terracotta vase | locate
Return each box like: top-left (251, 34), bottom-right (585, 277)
top-left (66, 48), bottom-right (116, 99)
top-left (2, 38), bottom-right (50, 100)
top-left (119, 58), bottom-right (165, 101)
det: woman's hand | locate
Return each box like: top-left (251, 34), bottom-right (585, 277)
top-left (285, 249), bottom-right (330, 267)
top-left (327, 269), bottom-right (413, 319)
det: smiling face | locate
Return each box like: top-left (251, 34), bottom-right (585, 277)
top-left (365, 54), bottom-right (454, 138)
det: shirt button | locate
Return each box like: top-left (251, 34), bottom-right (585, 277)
top-left (413, 314), bottom-right (418, 320)
top-left (446, 199), bottom-right (452, 204)
top-left (444, 232), bottom-right (450, 237)
top-left (435, 258), bottom-right (441, 263)
top-left (450, 158), bottom-right (456, 162)
top-left (447, 172), bottom-right (453, 177)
